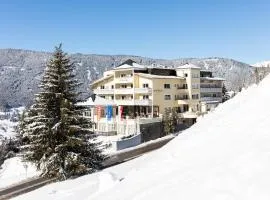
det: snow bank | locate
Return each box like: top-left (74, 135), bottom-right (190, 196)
top-left (0, 119), bottom-right (17, 139)
top-left (14, 75), bottom-right (270, 199)
top-left (0, 157), bottom-right (39, 189)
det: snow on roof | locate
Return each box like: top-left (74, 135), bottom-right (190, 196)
top-left (114, 59), bottom-right (147, 70)
top-left (136, 73), bottom-right (185, 79)
top-left (77, 96), bottom-right (116, 106)
top-left (177, 63), bottom-right (201, 69)
top-left (200, 69), bottom-right (212, 72)
top-left (201, 77), bottom-right (225, 81)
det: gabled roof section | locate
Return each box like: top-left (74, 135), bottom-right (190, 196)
top-left (89, 74), bottom-right (113, 86)
top-left (114, 59), bottom-right (147, 70)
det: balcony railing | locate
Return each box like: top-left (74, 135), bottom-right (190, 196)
top-left (114, 88), bottom-right (152, 94)
top-left (115, 99), bottom-right (152, 106)
top-left (200, 87), bottom-right (222, 93)
top-left (134, 88), bottom-right (152, 94)
top-left (115, 77), bottom-right (133, 83)
top-left (200, 85), bottom-right (222, 88)
top-left (177, 86), bottom-right (188, 89)
top-left (93, 89), bottom-right (114, 94)
top-left (175, 96), bottom-right (189, 100)
top-left (201, 97), bottom-right (222, 102)
top-left (115, 88), bottom-right (133, 94)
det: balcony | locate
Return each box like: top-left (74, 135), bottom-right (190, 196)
top-left (134, 88), bottom-right (152, 94)
top-left (200, 87), bottom-right (222, 93)
top-left (114, 88), bottom-right (152, 94)
top-left (115, 99), bottom-right (152, 106)
top-left (177, 86), bottom-right (188, 90)
top-left (115, 88), bottom-right (133, 94)
top-left (177, 99), bottom-right (199, 105)
top-left (93, 89), bottom-right (114, 95)
top-left (201, 97), bottom-right (222, 102)
top-left (115, 77), bottom-right (133, 83)
top-left (175, 96), bottom-right (189, 100)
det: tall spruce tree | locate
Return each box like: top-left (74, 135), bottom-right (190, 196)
top-left (222, 83), bottom-right (228, 102)
top-left (21, 45), bottom-right (104, 179)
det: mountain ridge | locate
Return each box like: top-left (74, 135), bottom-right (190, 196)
top-left (0, 48), bottom-right (255, 107)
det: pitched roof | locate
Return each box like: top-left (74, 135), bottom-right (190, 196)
top-left (114, 59), bottom-right (147, 70)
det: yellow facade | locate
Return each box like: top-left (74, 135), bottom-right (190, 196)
top-left (90, 62), bottom-right (224, 120)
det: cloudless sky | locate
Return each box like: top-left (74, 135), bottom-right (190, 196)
top-left (0, 0), bottom-right (270, 64)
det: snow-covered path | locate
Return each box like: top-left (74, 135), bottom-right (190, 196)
top-left (13, 75), bottom-right (270, 200)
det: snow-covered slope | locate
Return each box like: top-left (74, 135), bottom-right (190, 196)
top-left (253, 60), bottom-right (270, 68)
top-left (0, 157), bottom-right (39, 189)
top-left (14, 74), bottom-right (270, 200)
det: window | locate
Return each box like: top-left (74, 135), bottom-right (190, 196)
top-left (192, 94), bottom-right (199, 99)
top-left (111, 85), bottom-right (114, 89)
top-left (143, 83), bottom-right (149, 88)
top-left (111, 96), bottom-right (114, 100)
top-left (192, 73), bottom-right (199, 78)
top-left (183, 84), bottom-right (188, 89)
top-left (120, 74), bottom-right (126, 77)
top-left (100, 95), bottom-right (105, 99)
top-left (164, 84), bottom-right (170, 89)
top-left (183, 94), bottom-right (188, 99)
top-left (184, 73), bottom-right (188, 77)
top-left (121, 96), bottom-right (125, 100)
top-left (121, 85), bottom-right (127, 88)
top-left (143, 95), bottom-right (149, 99)
top-left (164, 95), bottom-right (171, 100)
top-left (100, 85), bottom-right (105, 89)
top-left (192, 84), bottom-right (199, 89)
top-left (183, 105), bottom-right (189, 112)
top-left (84, 111), bottom-right (91, 117)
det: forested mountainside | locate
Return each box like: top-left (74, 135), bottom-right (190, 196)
top-left (0, 49), bottom-right (255, 107)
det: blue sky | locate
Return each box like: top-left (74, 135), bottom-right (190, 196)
top-left (0, 0), bottom-right (269, 64)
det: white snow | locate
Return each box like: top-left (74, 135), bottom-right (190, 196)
top-left (0, 119), bottom-right (17, 139)
top-left (87, 69), bottom-right (91, 80)
top-left (114, 63), bottom-right (147, 70)
top-left (177, 63), bottom-right (201, 69)
top-left (253, 61), bottom-right (270, 68)
top-left (12, 74), bottom-right (270, 200)
top-left (0, 107), bottom-right (25, 139)
top-left (0, 157), bottom-right (39, 189)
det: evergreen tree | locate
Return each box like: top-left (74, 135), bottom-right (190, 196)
top-left (163, 109), bottom-right (171, 135)
top-left (222, 83), bottom-right (228, 102)
top-left (254, 67), bottom-right (260, 84)
top-left (163, 108), bottom-right (178, 135)
top-left (21, 45), bottom-right (104, 179)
